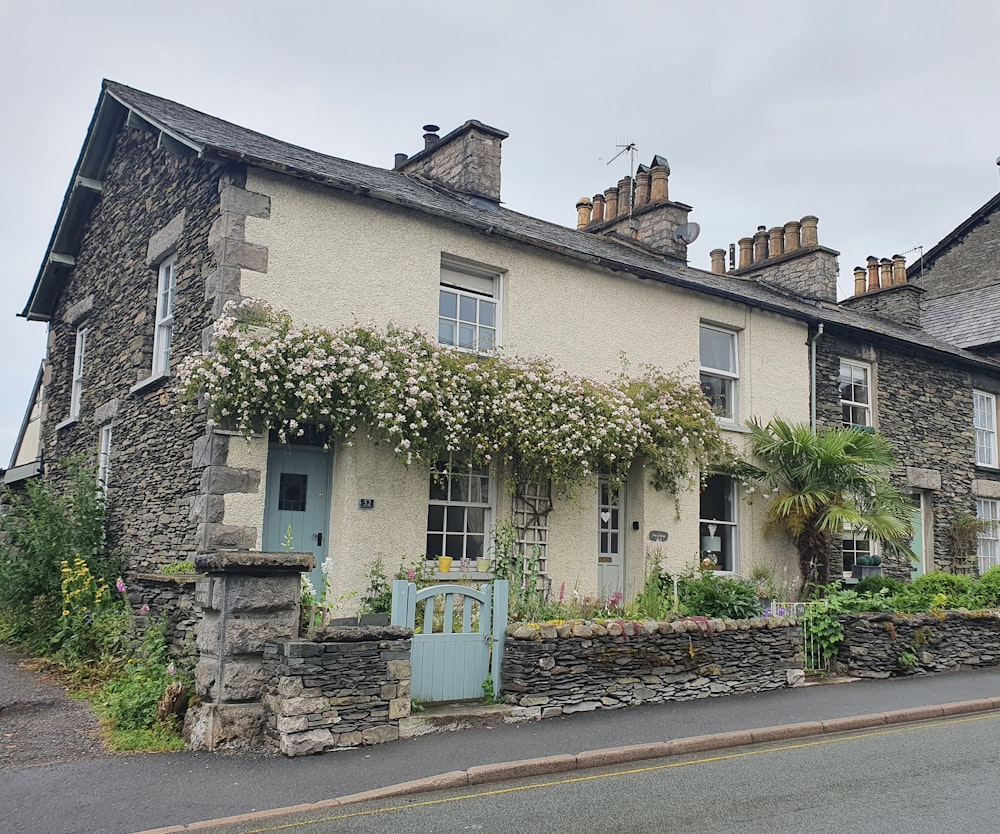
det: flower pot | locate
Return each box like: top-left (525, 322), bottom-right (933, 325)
top-left (477, 558), bottom-right (491, 573)
top-left (437, 556), bottom-right (453, 573)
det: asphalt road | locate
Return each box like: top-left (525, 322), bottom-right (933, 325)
top-left (193, 711), bottom-right (1000, 834)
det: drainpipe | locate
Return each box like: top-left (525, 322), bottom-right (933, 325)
top-left (809, 323), bottom-right (825, 432)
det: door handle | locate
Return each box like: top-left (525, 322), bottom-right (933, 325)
top-left (312, 532), bottom-right (323, 547)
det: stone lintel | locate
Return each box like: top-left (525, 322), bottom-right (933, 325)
top-left (907, 467), bottom-right (942, 491)
top-left (973, 479), bottom-right (1000, 499)
top-left (146, 209), bottom-right (187, 265)
top-left (64, 294), bottom-right (94, 325)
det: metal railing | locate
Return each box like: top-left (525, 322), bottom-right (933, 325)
top-left (765, 599), bottom-right (830, 672)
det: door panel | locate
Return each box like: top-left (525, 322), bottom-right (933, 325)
top-left (263, 444), bottom-right (332, 596)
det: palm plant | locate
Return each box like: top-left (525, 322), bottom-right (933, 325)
top-left (737, 418), bottom-right (914, 596)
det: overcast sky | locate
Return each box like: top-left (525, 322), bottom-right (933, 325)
top-left (2, 0), bottom-right (999, 464)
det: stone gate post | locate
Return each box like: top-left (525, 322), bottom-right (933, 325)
top-left (183, 550), bottom-right (313, 751)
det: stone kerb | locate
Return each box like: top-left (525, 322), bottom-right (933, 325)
top-left (837, 611), bottom-right (1000, 677)
top-left (183, 550), bottom-right (313, 752)
top-left (503, 617), bottom-right (803, 718)
top-left (262, 626), bottom-right (413, 757)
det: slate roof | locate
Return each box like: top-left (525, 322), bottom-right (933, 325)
top-left (20, 80), bottom-right (1000, 377)
top-left (922, 284), bottom-right (1000, 349)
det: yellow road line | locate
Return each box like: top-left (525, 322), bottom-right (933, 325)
top-left (224, 710), bottom-right (1000, 833)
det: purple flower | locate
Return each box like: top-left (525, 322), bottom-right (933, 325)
top-left (407, 569), bottom-right (416, 581)
top-left (167, 662), bottom-right (176, 677)
top-left (115, 577), bottom-right (127, 595)
top-left (140, 604), bottom-right (150, 613)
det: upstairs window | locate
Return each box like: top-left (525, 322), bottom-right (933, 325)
top-left (700, 325), bottom-right (738, 421)
top-left (974, 390), bottom-right (997, 467)
top-left (152, 256), bottom-right (177, 377)
top-left (69, 328), bottom-right (87, 421)
top-left (840, 359), bottom-right (872, 427)
top-left (439, 263), bottom-right (499, 353)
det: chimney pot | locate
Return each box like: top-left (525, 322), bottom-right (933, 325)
top-left (604, 187), bottom-right (619, 219)
top-left (635, 170), bottom-right (651, 206)
top-left (649, 165), bottom-right (669, 202)
top-left (576, 197), bottom-right (593, 229)
top-left (879, 258), bottom-right (893, 288)
top-left (892, 254), bottom-right (907, 286)
top-left (710, 248), bottom-right (727, 275)
top-left (768, 226), bottom-right (784, 259)
top-left (394, 152), bottom-right (408, 169)
top-left (853, 266), bottom-right (867, 296)
top-left (422, 124), bottom-right (441, 150)
top-left (866, 256), bottom-right (880, 292)
top-left (738, 237), bottom-right (754, 269)
top-left (591, 193), bottom-right (605, 223)
top-left (783, 220), bottom-right (801, 252)
top-left (617, 177), bottom-right (632, 216)
top-left (800, 215), bottom-right (819, 247)
top-left (753, 226), bottom-right (769, 262)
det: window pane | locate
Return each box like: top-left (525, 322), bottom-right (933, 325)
top-left (439, 290), bottom-right (457, 318)
top-left (450, 473), bottom-right (469, 502)
top-left (438, 320), bottom-right (456, 346)
top-left (459, 295), bottom-right (478, 323)
top-left (466, 507), bottom-right (486, 534)
top-left (700, 327), bottom-right (735, 372)
top-left (700, 474), bottom-right (735, 522)
top-left (446, 506), bottom-right (466, 532)
top-left (467, 535), bottom-right (484, 560)
top-left (480, 301), bottom-right (496, 327)
top-left (426, 533), bottom-right (443, 558)
top-left (701, 374), bottom-right (732, 419)
top-left (444, 534), bottom-right (464, 559)
top-left (478, 328), bottom-right (495, 351)
top-left (427, 504), bottom-right (445, 531)
top-left (278, 473), bottom-right (307, 512)
top-left (458, 323), bottom-right (477, 350)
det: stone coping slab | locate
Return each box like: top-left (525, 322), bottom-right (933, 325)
top-left (195, 550), bottom-right (314, 573)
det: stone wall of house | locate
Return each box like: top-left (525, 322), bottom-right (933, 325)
top-left (40, 125), bottom-right (226, 572)
top-left (836, 611), bottom-right (1000, 676)
top-left (502, 617), bottom-right (803, 717)
top-left (261, 627), bottom-right (412, 756)
top-left (815, 332), bottom-right (1000, 575)
top-left (911, 212), bottom-right (1000, 299)
top-left (126, 573), bottom-right (201, 647)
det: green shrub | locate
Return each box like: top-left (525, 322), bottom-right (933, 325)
top-left (678, 572), bottom-right (761, 619)
top-left (854, 576), bottom-right (905, 597)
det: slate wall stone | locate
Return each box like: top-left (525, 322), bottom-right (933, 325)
top-left (40, 126), bottom-right (225, 572)
top-left (816, 331), bottom-right (1000, 575)
top-left (502, 617), bottom-right (803, 718)
top-left (126, 573), bottom-right (201, 647)
top-left (836, 611), bottom-right (1000, 677)
top-left (262, 628), bottom-right (412, 756)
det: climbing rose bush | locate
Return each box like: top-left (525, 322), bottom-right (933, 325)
top-left (176, 299), bottom-right (733, 496)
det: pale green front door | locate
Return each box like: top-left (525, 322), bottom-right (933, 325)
top-left (598, 476), bottom-right (625, 600)
top-left (263, 444), bottom-right (333, 596)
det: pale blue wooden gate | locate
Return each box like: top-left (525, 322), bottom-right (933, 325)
top-left (391, 580), bottom-right (508, 703)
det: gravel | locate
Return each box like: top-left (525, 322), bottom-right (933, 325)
top-left (0, 646), bottom-right (111, 767)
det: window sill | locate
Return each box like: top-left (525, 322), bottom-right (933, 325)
top-left (55, 417), bottom-right (79, 432)
top-left (130, 372), bottom-right (171, 395)
top-left (976, 464), bottom-right (1000, 474)
top-left (716, 420), bottom-right (749, 433)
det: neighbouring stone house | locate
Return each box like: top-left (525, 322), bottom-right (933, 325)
top-left (11, 79), bottom-right (1000, 619)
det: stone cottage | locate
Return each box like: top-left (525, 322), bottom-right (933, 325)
top-left (11, 79), bottom-right (1000, 617)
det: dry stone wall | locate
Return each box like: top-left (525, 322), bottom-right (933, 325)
top-left (837, 611), bottom-right (1000, 677)
top-left (126, 573), bottom-right (200, 647)
top-left (503, 617), bottom-right (803, 717)
top-left (262, 627), bottom-right (412, 756)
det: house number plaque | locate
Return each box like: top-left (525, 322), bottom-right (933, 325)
top-left (358, 498), bottom-right (375, 510)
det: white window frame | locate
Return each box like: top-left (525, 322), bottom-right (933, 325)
top-left (152, 256), bottom-right (177, 377)
top-left (69, 327), bottom-right (87, 421)
top-left (98, 423), bottom-right (113, 491)
top-left (977, 498), bottom-right (1000, 574)
top-left (699, 473), bottom-right (738, 572)
top-left (438, 262), bottom-right (500, 354)
top-left (974, 390), bottom-right (998, 468)
top-left (699, 324), bottom-right (738, 422)
top-left (840, 359), bottom-right (872, 428)
top-left (426, 456), bottom-right (493, 569)
top-left (841, 526), bottom-right (873, 576)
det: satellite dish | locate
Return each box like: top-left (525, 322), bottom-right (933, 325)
top-left (673, 222), bottom-right (701, 245)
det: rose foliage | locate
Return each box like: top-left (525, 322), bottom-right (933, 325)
top-left (176, 300), bottom-right (733, 496)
